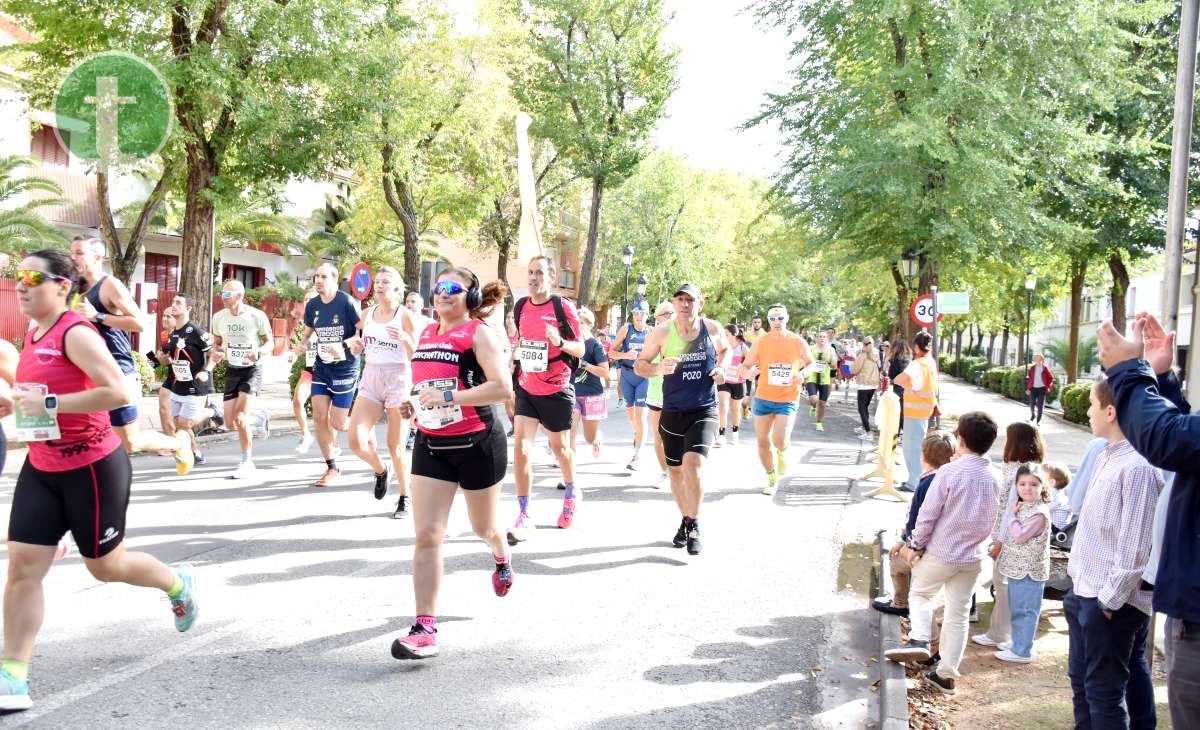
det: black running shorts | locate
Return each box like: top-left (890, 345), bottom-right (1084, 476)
top-left (224, 365), bottom-right (263, 401)
top-left (412, 422), bottom-right (507, 490)
top-left (514, 383), bottom-right (574, 433)
top-left (658, 406), bottom-right (719, 467)
top-left (8, 448), bottom-right (132, 559)
top-left (805, 382), bottom-right (831, 402)
top-left (717, 382), bottom-right (746, 399)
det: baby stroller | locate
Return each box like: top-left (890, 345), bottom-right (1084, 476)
top-left (1043, 521), bottom-right (1076, 601)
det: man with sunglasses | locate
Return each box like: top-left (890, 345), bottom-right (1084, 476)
top-left (635, 284), bottom-right (730, 556)
top-left (212, 279), bottom-right (273, 479)
top-left (739, 305), bottom-right (811, 495)
top-left (508, 255), bottom-right (584, 543)
top-left (70, 236), bottom-right (195, 474)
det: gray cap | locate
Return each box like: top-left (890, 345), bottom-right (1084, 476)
top-left (673, 283), bottom-right (702, 300)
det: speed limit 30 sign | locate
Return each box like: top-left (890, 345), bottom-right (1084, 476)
top-left (910, 294), bottom-right (943, 326)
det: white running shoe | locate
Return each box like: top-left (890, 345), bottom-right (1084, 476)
top-left (230, 461), bottom-right (258, 480)
top-left (653, 471), bottom-right (669, 489)
top-left (713, 436), bottom-right (724, 449)
top-left (994, 649), bottom-right (1031, 664)
top-left (971, 634), bottom-right (1002, 647)
top-left (295, 434), bottom-right (315, 455)
top-left (730, 431), bottom-right (740, 445)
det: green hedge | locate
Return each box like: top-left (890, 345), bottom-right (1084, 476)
top-left (969, 364), bottom-right (1062, 408)
top-left (1060, 381), bottom-right (1091, 425)
top-left (936, 354), bottom-right (989, 379)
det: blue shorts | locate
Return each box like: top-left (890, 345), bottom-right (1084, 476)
top-left (312, 366), bottom-right (358, 410)
top-left (618, 369), bottom-right (648, 408)
top-left (109, 371), bottom-right (140, 427)
top-left (753, 397), bottom-right (798, 417)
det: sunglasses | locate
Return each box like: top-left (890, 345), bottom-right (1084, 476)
top-left (220, 291), bottom-right (235, 299)
top-left (16, 270), bottom-right (70, 287)
top-left (768, 316), bottom-right (786, 322)
top-left (433, 280), bottom-right (466, 296)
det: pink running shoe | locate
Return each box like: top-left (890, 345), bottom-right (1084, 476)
top-left (557, 498), bottom-right (577, 529)
top-left (492, 561), bottom-right (514, 597)
top-left (507, 513), bottom-right (534, 545)
top-left (391, 624), bottom-right (438, 660)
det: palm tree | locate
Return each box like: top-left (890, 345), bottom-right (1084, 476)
top-left (1042, 335), bottom-right (1099, 379)
top-left (0, 156), bottom-right (68, 254)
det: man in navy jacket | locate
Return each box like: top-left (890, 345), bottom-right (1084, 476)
top-left (1098, 311), bottom-right (1199, 729)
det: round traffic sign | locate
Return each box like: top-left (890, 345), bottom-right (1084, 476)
top-left (350, 262), bottom-right (372, 301)
top-left (910, 294), bottom-right (942, 326)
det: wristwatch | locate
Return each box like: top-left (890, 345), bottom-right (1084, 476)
top-left (442, 390), bottom-right (454, 403)
top-left (95, 312), bottom-right (107, 324)
top-left (43, 394), bottom-right (59, 418)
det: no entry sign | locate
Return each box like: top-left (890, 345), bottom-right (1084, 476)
top-left (350, 262), bottom-right (372, 301)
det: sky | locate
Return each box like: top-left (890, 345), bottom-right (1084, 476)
top-left (653, 1), bottom-right (794, 180)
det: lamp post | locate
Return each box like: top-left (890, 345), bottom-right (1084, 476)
top-left (899, 251), bottom-right (920, 340)
top-left (621, 245), bottom-right (634, 325)
top-left (1024, 269), bottom-right (1036, 366)
top-left (635, 273), bottom-right (648, 312)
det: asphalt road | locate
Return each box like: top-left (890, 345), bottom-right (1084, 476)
top-left (0, 387), bottom-right (897, 729)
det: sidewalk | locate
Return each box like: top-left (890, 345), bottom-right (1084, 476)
top-left (938, 375), bottom-right (1096, 470)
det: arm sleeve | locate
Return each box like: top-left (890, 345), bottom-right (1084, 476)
top-left (1098, 465), bottom-right (1161, 610)
top-left (910, 471), bottom-right (948, 549)
top-left (1109, 359), bottom-right (1200, 473)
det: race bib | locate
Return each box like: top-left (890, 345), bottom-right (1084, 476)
top-left (814, 360), bottom-right (828, 374)
top-left (768, 364), bottom-right (792, 387)
top-left (171, 360), bottom-right (194, 382)
top-left (14, 410), bottom-right (60, 442)
top-left (318, 340), bottom-right (346, 364)
top-left (411, 379), bottom-right (464, 430)
top-left (305, 342), bottom-right (317, 368)
top-left (519, 339), bottom-right (549, 373)
top-left (580, 394), bottom-right (607, 421)
top-left (227, 344), bottom-right (252, 368)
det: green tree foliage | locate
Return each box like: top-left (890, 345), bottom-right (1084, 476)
top-left (514, 0), bottom-right (679, 306)
top-left (0, 156), bottom-right (67, 254)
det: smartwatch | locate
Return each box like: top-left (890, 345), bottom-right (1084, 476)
top-left (95, 312), bottom-right (107, 324)
top-left (442, 390), bottom-right (455, 403)
top-left (43, 394), bottom-right (59, 416)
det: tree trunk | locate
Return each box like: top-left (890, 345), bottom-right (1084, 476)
top-left (577, 175), bottom-right (606, 307)
top-left (380, 142), bottom-right (422, 292)
top-left (1108, 251), bottom-right (1130, 335)
top-left (178, 151), bottom-right (217, 327)
top-left (1067, 258), bottom-right (1088, 384)
top-left (954, 327), bottom-right (963, 371)
top-left (891, 264), bottom-right (910, 342)
top-left (495, 201), bottom-right (516, 313)
top-left (1001, 322), bottom-right (1011, 367)
top-left (95, 165), bottom-right (174, 286)
top-left (987, 330), bottom-right (997, 365)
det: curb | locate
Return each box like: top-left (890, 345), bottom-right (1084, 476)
top-left (875, 529), bottom-right (909, 730)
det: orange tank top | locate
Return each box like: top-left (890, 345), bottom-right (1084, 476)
top-left (754, 333), bottom-right (808, 403)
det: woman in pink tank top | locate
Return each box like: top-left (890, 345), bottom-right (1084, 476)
top-left (389, 266), bottom-right (515, 662)
top-left (0, 250), bottom-right (200, 712)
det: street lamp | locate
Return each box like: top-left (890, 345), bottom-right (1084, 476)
top-left (1024, 269), bottom-right (1036, 366)
top-left (621, 245), bottom-right (634, 324)
top-left (899, 250), bottom-right (920, 290)
top-left (635, 273), bottom-right (648, 312)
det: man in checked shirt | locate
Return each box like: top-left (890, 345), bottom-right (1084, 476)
top-left (884, 411), bottom-right (1000, 695)
top-left (1064, 374), bottom-right (1162, 730)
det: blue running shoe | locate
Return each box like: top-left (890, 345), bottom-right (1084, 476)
top-left (170, 564), bottom-right (199, 633)
top-left (0, 668), bottom-right (31, 711)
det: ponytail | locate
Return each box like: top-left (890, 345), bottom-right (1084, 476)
top-left (473, 281), bottom-right (507, 320)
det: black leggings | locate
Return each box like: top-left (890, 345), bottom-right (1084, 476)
top-left (1030, 387), bottom-right (1047, 423)
top-left (856, 389), bottom-right (875, 431)
top-left (892, 385), bottom-right (905, 432)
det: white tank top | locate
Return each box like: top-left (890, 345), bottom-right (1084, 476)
top-left (362, 305), bottom-right (411, 368)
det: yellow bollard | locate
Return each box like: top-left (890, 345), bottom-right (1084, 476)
top-left (863, 389), bottom-right (907, 500)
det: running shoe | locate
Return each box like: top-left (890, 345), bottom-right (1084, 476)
top-left (194, 451), bottom-right (206, 465)
top-left (295, 433), bottom-right (314, 455)
top-left (762, 473), bottom-right (777, 496)
top-left (492, 561), bottom-right (514, 597)
top-left (730, 431), bottom-right (740, 445)
top-left (557, 498), bottom-right (577, 529)
top-left (174, 436), bottom-right (195, 476)
top-left (229, 461), bottom-right (258, 480)
top-left (169, 564), bottom-right (199, 633)
top-left (686, 522), bottom-right (702, 555)
top-left (815, 422), bottom-right (825, 432)
top-left (0, 668), bottom-right (31, 711)
top-left (776, 450), bottom-right (787, 477)
top-left (592, 441), bottom-right (602, 460)
top-left (616, 397), bottom-right (625, 409)
top-left (922, 670), bottom-right (955, 695)
top-left (809, 405), bottom-right (818, 418)
top-left (315, 467), bottom-right (341, 487)
top-left (712, 436), bottom-right (723, 449)
top-left (373, 468), bottom-right (389, 500)
top-left (653, 472), bottom-right (669, 490)
top-left (393, 495), bottom-right (409, 519)
top-left (672, 518), bottom-right (687, 548)
top-left (884, 639), bottom-right (930, 663)
top-left (507, 513), bottom-right (534, 545)
top-left (557, 482), bottom-right (566, 490)
top-left (391, 624), bottom-right (438, 660)
top-left (626, 452), bottom-right (640, 472)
